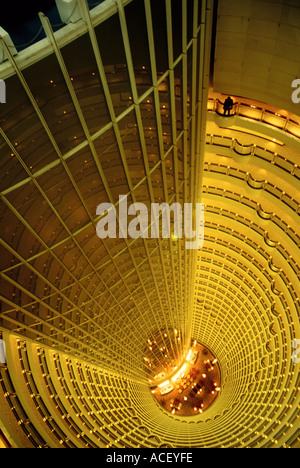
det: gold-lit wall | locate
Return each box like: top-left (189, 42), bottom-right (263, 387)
top-left (0, 0), bottom-right (299, 448)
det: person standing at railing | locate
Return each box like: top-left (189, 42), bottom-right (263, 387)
top-left (223, 96), bottom-right (234, 116)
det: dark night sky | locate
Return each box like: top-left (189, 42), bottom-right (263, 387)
top-left (1, 1), bottom-right (57, 30)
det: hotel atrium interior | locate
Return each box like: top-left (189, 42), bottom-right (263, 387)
top-left (0, 0), bottom-right (299, 448)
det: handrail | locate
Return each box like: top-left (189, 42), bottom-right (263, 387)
top-left (208, 97), bottom-right (300, 140)
top-left (205, 132), bottom-right (300, 180)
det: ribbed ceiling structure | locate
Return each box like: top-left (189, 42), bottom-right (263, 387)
top-left (0, 0), bottom-right (299, 448)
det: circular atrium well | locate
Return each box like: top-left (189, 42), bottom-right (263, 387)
top-left (149, 340), bottom-right (221, 417)
top-left (0, 0), bottom-right (299, 450)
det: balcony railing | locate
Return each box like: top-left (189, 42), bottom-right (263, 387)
top-left (208, 98), bottom-right (300, 140)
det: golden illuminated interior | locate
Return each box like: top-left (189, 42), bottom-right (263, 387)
top-left (0, 0), bottom-right (299, 448)
top-left (150, 340), bottom-right (221, 416)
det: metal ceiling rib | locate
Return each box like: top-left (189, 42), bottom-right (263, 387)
top-left (0, 0), bottom-right (209, 383)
